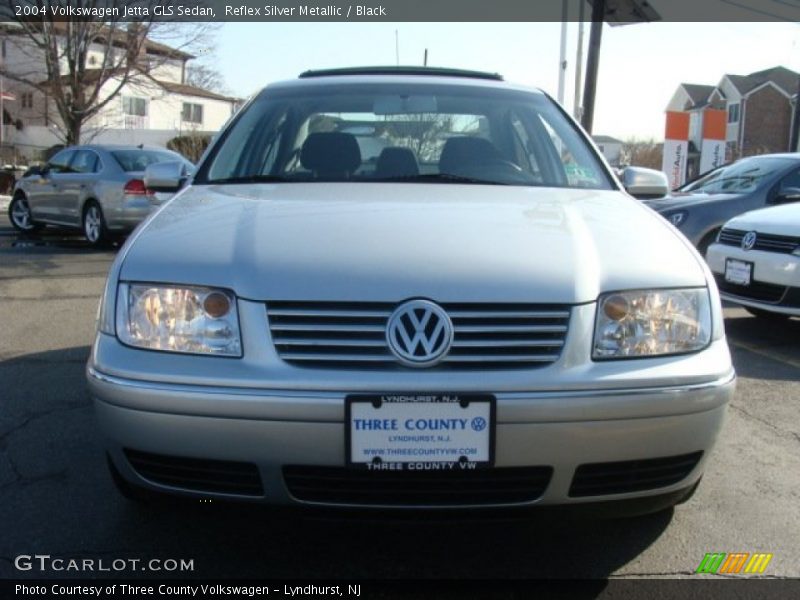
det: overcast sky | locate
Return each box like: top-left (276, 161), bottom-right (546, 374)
top-left (212, 22), bottom-right (800, 141)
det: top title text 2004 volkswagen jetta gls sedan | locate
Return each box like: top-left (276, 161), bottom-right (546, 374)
top-left (87, 67), bottom-right (735, 515)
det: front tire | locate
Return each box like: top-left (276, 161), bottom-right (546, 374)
top-left (8, 194), bottom-right (42, 233)
top-left (82, 200), bottom-right (108, 247)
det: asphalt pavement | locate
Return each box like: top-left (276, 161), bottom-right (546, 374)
top-left (0, 214), bottom-right (798, 584)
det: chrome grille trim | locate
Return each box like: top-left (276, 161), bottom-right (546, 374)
top-left (718, 228), bottom-right (799, 254)
top-left (267, 301), bottom-right (570, 369)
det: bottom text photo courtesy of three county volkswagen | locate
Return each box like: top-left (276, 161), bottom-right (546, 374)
top-left (86, 67), bottom-right (735, 514)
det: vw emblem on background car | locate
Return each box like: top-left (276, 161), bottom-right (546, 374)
top-left (742, 231), bottom-right (758, 251)
top-left (386, 299), bottom-right (454, 367)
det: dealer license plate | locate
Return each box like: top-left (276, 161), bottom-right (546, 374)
top-left (725, 259), bottom-right (753, 286)
top-left (346, 394), bottom-right (495, 471)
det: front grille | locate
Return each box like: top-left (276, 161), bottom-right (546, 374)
top-left (714, 274), bottom-right (787, 303)
top-left (267, 301), bottom-right (570, 368)
top-left (718, 228), bottom-right (799, 254)
top-left (283, 465), bottom-right (553, 506)
top-left (125, 449), bottom-right (264, 496)
top-left (569, 451), bottom-right (703, 497)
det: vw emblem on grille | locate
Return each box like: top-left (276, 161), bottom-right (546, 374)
top-left (742, 231), bottom-right (757, 251)
top-left (386, 299), bottom-right (454, 367)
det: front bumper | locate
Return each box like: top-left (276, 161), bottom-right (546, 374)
top-left (89, 362), bottom-right (735, 508)
top-left (706, 243), bottom-right (800, 316)
top-left (105, 195), bottom-right (157, 231)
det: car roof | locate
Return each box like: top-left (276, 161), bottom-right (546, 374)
top-left (734, 153), bottom-right (800, 161)
top-left (261, 66), bottom-right (544, 96)
top-left (66, 144), bottom-right (179, 153)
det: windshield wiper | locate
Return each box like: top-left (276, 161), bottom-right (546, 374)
top-left (371, 173), bottom-right (511, 185)
top-left (203, 175), bottom-right (292, 184)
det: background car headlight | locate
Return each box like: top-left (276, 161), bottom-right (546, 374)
top-left (593, 288), bottom-right (711, 359)
top-left (116, 283), bottom-right (242, 356)
top-left (666, 211), bottom-right (688, 227)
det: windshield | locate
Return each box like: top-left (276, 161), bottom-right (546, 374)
top-left (197, 82), bottom-right (613, 189)
top-left (680, 157), bottom-right (792, 194)
top-left (112, 150), bottom-right (187, 173)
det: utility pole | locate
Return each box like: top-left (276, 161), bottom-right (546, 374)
top-left (557, 1), bottom-right (568, 105)
top-left (581, 0), bottom-right (605, 133)
top-left (423, 48), bottom-right (428, 66)
top-left (791, 76), bottom-right (800, 152)
top-left (573, 0), bottom-right (586, 120)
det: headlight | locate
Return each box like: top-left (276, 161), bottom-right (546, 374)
top-left (116, 283), bottom-right (242, 356)
top-left (593, 288), bottom-right (711, 359)
top-left (666, 211), bottom-right (688, 227)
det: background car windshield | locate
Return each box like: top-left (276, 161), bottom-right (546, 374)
top-left (199, 82), bottom-right (612, 189)
top-left (682, 157), bottom-right (792, 194)
top-left (112, 150), bottom-right (183, 172)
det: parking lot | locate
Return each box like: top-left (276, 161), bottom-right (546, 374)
top-left (0, 210), bottom-right (799, 581)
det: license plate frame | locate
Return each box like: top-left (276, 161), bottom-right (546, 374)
top-left (725, 259), bottom-right (754, 286)
top-left (345, 394), bottom-right (496, 471)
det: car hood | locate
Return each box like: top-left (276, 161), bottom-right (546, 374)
top-left (120, 183), bottom-right (706, 304)
top-left (643, 192), bottom-right (742, 212)
top-left (724, 202), bottom-right (800, 236)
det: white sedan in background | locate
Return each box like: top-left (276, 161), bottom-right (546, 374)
top-left (707, 202), bottom-right (800, 319)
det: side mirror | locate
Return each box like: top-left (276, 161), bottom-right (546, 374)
top-left (621, 166), bottom-right (670, 200)
top-left (144, 161), bottom-right (189, 194)
top-left (772, 187), bottom-right (800, 204)
top-left (24, 165), bottom-right (43, 178)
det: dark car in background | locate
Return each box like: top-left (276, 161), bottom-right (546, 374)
top-left (8, 144), bottom-right (193, 246)
top-left (644, 154), bottom-right (800, 255)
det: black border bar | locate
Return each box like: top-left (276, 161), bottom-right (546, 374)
top-left (1, 0), bottom-right (799, 23)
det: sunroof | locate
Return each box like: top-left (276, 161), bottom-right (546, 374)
top-left (298, 66), bottom-right (504, 81)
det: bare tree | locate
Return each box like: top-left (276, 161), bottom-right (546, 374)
top-left (385, 114), bottom-right (459, 162)
top-left (0, 1), bottom-right (217, 145)
top-left (186, 63), bottom-right (227, 94)
top-left (621, 137), bottom-right (663, 170)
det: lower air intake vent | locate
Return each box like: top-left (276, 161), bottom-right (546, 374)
top-left (125, 449), bottom-right (263, 496)
top-left (714, 274), bottom-right (787, 303)
top-left (283, 465), bottom-right (553, 506)
top-left (569, 451), bottom-right (703, 497)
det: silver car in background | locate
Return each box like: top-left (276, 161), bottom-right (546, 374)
top-left (88, 67), bottom-right (734, 516)
top-left (8, 144), bottom-right (192, 246)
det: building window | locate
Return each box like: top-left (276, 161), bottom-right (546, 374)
top-left (122, 96), bottom-right (148, 117)
top-left (727, 103), bottom-right (740, 124)
top-left (181, 102), bottom-right (203, 124)
top-left (21, 92), bottom-right (34, 109)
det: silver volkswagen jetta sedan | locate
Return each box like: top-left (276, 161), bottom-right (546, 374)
top-left (88, 67), bottom-right (735, 515)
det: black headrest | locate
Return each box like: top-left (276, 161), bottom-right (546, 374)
top-left (300, 132), bottom-right (361, 177)
top-left (439, 136), bottom-right (501, 173)
top-left (375, 147), bottom-right (419, 178)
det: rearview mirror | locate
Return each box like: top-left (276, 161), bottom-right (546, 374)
top-left (373, 95), bottom-right (438, 115)
top-left (144, 161), bottom-right (190, 194)
top-left (621, 166), bottom-right (669, 200)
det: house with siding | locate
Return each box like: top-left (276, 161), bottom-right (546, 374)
top-left (0, 25), bottom-right (240, 161)
top-left (666, 66), bottom-right (799, 171)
